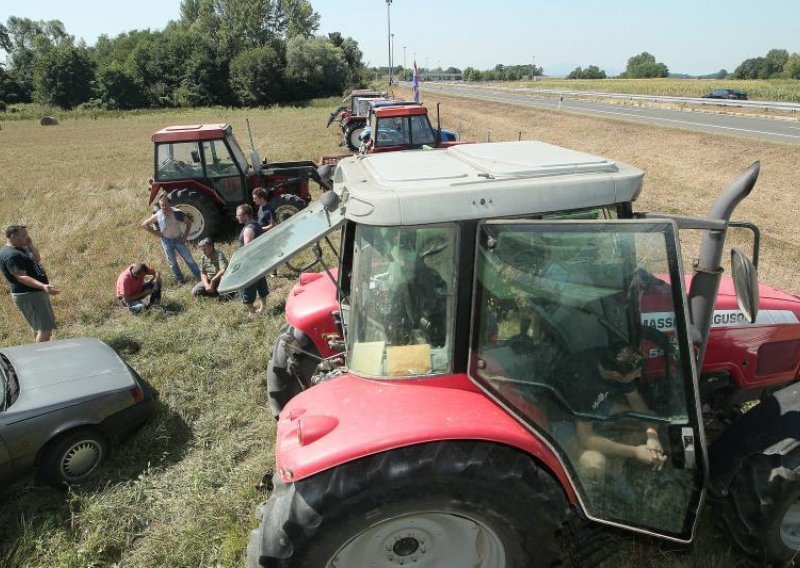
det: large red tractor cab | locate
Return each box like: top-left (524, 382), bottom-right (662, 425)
top-left (220, 142), bottom-right (800, 567)
top-left (149, 123), bottom-right (332, 241)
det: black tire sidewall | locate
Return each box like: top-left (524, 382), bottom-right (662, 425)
top-left (763, 482), bottom-right (800, 563)
top-left (344, 121), bottom-right (365, 152)
top-left (269, 195), bottom-right (305, 224)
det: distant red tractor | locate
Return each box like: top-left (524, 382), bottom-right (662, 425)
top-left (325, 89), bottom-right (386, 151)
top-left (361, 104), bottom-right (462, 154)
top-left (149, 123), bottom-right (332, 241)
top-left (222, 142), bottom-right (800, 567)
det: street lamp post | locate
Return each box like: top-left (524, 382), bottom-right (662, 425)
top-left (386, 0), bottom-right (393, 85)
top-left (391, 33), bottom-right (395, 83)
top-left (403, 46), bottom-right (407, 71)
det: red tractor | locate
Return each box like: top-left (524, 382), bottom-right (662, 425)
top-left (325, 89), bottom-right (386, 151)
top-left (149, 123), bottom-right (332, 241)
top-left (360, 103), bottom-right (462, 154)
top-left (221, 142), bottom-right (800, 567)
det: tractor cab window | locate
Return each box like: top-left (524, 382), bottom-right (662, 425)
top-left (225, 133), bottom-right (250, 173)
top-left (347, 225), bottom-right (458, 378)
top-left (201, 139), bottom-right (246, 203)
top-left (410, 114), bottom-right (436, 145)
top-left (470, 220), bottom-right (703, 540)
top-left (155, 142), bottom-right (203, 181)
top-left (374, 116), bottom-right (411, 147)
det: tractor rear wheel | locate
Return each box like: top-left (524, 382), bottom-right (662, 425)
top-left (169, 188), bottom-right (221, 242)
top-left (247, 441), bottom-right (568, 567)
top-left (344, 120), bottom-right (366, 152)
top-left (716, 450), bottom-right (800, 566)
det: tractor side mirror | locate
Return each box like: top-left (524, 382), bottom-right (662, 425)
top-left (731, 247), bottom-right (759, 323)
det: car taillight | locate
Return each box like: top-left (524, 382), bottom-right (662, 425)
top-left (130, 384), bottom-right (145, 403)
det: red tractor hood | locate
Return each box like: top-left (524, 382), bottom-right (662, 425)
top-left (285, 270), bottom-right (341, 357)
top-left (274, 372), bottom-right (575, 501)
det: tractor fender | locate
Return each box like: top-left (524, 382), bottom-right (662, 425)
top-left (274, 372), bottom-right (577, 503)
top-left (708, 381), bottom-right (800, 493)
top-left (148, 180), bottom-right (224, 207)
top-left (284, 269), bottom-right (341, 358)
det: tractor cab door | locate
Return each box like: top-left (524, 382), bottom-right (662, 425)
top-left (201, 136), bottom-right (247, 204)
top-left (469, 219), bottom-right (707, 543)
top-left (218, 196), bottom-right (344, 293)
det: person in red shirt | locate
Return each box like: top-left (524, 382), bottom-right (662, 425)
top-left (116, 263), bottom-right (161, 314)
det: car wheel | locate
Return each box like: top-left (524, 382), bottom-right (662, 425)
top-left (40, 429), bottom-right (109, 487)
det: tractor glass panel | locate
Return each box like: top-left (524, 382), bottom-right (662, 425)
top-left (410, 115), bottom-right (436, 145)
top-left (374, 117), bottom-right (411, 147)
top-left (201, 140), bottom-right (245, 203)
top-left (347, 225), bottom-right (458, 378)
top-left (225, 135), bottom-right (250, 173)
top-left (470, 221), bottom-right (701, 539)
top-left (156, 142), bottom-right (203, 181)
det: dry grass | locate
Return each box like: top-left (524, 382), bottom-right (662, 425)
top-left (1, 91), bottom-right (799, 566)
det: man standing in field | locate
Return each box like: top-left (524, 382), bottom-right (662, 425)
top-left (141, 195), bottom-right (202, 284)
top-left (0, 225), bottom-right (59, 342)
top-left (235, 204), bottom-right (268, 315)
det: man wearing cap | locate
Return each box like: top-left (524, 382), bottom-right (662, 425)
top-left (192, 238), bottom-right (231, 299)
top-left (115, 263), bottom-right (162, 314)
top-left (0, 225), bottom-right (59, 341)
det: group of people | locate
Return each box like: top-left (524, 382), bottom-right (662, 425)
top-left (1, 188), bottom-right (278, 342)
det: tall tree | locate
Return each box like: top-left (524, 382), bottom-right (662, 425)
top-left (230, 44), bottom-right (284, 105)
top-left (285, 35), bottom-right (348, 98)
top-left (32, 42), bottom-right (95, 108)
top-left (621, 52), bottom-right (668, 78)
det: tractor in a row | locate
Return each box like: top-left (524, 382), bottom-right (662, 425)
top-left (149, 123), bottom-right (332, 241)
top-left (220, 141), bottom-right (800, 567)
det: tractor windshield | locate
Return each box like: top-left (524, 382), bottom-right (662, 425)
top-left (346, 224), bottom-right (458, 378)
top-left (470, 220), bottom-right (702, 539)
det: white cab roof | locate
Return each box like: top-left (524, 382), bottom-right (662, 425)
top-left (335, 141), bottom-right (644, 226)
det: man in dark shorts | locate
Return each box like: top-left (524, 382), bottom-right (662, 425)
top-left (0, 225), bottom-right (59, 341)
top-left (235, 204), bottom-right (268, 315)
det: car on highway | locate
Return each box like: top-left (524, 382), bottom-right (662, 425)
top-left (702, 88), bottom-right (748, 100)
top-left (0, 338), bottom-right (154, 488)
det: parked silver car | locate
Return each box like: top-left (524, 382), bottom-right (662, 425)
top-left (0, 338), bottom-right (154, 488)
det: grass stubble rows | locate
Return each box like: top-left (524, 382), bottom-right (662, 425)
top-left (1, 89), bottom-right (798, 566)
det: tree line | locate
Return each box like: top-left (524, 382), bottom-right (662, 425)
top-left (0, 0), bottom-right (367, 110)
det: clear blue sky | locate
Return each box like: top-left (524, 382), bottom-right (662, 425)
top-left (2, 1), bottom-right (798, 76)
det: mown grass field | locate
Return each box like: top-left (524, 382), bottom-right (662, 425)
top-left (489, 77), bottom-right (800, 102)
top-left (1, 89), bottom-right (799, 567)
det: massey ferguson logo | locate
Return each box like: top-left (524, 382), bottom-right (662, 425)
top-left (641, 309), bottom-right (799, 332)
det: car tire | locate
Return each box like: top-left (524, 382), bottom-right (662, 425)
top-left (248, 441), bottom-right (569, 567)
top-left (39, 428), bottom-right (109, 487)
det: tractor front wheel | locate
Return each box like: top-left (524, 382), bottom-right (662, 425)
top-left (247, 442), bottom-right (568, 567)
top-left (169, 188), bottom-right (221, 242)
top-left (716, 450), bottom-right (800, 566)
top-left (268, 194), bottom-right (306, 224)
top-left (265, 325), bottom-right (320, 419)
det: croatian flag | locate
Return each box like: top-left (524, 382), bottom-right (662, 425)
top-left (411, 60), bottom-right (420, 103)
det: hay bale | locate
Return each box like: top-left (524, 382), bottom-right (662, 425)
top-left (40, 116), bottom-right (59, 126)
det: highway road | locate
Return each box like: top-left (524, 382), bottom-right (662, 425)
top-left (428, 83), bottom-right (800, 145)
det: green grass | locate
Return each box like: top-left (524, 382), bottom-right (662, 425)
top-left (0, 95), bottom-right (795, 567)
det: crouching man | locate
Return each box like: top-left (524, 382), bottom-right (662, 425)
top-left (116, 263), bottom-right (161, 314)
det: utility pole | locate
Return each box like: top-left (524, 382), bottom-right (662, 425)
top-left (386, 0), bottom-right (393, 85)
top-left (531, 54), bottom-right (536, 80)
top-left (391, 33), bottom-right (395, 82)
top-left (403, 46), bottom-right (407, 71)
